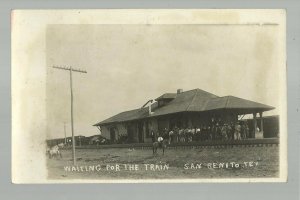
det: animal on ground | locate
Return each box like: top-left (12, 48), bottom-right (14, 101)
top-left (57, 143), bottom-right (65, 148)
top-left (47, 145), bottom-right (62, 159)
top-left (152, 140), bottom-right (168, 155)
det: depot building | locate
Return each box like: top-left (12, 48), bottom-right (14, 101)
top-left (93, 88), bottom-right (276, 143)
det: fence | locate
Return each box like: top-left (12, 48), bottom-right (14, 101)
top-left (66, 138), bottom-right (279, 150)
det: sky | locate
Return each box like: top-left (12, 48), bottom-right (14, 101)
top-left (46, 24), bottom-right (283, 139)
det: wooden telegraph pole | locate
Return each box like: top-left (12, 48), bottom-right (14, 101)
top-left (52, 66), bottom-right (87, 165)
top-left (64, 122), bottom-right (67, 145)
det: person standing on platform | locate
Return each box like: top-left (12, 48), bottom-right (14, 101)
top-left (163, 128), bottom-right (169, 142)
top-left (234, 122), bottom-right (242, 140)
top-left (245, 122), bottom-right (250, 139)
top-left (150, 130), bottom-right (156, 142)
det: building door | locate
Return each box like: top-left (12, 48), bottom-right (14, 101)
top-left (138, 122), bottom-right (144, 143)
top-left (110, 128), bottom-right (116, 143)
top-left (158, 117), bottom-right (170, 134)
top-left (127, 123), bottom-right (138, 143)
top-left (127, 125), bottom-right (132, 142)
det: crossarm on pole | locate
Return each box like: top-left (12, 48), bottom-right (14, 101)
top-left (52, 65), bottom-right (87, 73)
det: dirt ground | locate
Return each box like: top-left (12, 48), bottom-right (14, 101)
top-left (47, 145), bottom-right (279, 180)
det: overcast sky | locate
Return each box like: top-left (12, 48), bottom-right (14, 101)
top-left (46, 24), bottom-right (283, 139)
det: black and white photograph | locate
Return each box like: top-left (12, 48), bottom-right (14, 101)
top-left (11, 9), bottom-right (287, 183)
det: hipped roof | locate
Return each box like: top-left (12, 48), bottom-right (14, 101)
top-left (94, 89), bottom-right (274, 126)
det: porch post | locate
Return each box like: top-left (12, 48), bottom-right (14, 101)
top-left (253, 112), bottom-right (257, 138)
top-left (259, 112), bottom-right (264, 137)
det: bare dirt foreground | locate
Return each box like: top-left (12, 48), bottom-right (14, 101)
top-left (47, 146), bottom-right (279, 180)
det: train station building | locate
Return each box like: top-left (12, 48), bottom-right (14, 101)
top-left (93, 88), bottom-right (276, 143)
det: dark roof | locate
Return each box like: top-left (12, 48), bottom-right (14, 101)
top-left (95, 102), bottom-right (158, 126)
top-left (155, 93), bottom-right (177, 101)
top-left (151, 89), bottom-right (218, 116)
top-left (205, 96), bottom-right (274, 110)
top-left (94, 88), bottom-right (274, 126)
top-left (204, 96), bottom-right (274, 114)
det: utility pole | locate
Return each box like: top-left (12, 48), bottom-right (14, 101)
top-left (52, 65), bottom-right (87, 165)
top-left (64, 122), bottom-right (67, 145)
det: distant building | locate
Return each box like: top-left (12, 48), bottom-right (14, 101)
top-left (47, 135), bottom-right (88, 147)
top-left (94, 88), bottom-right (275, 143)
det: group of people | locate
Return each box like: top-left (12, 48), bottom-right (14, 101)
top-left (151, 121), bottom-right (250, 144)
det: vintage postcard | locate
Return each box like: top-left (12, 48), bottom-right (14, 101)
top-left (12, 9), bottom-right (287, 183)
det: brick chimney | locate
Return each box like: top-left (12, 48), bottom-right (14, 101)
top-left (177, 89), bottom-right (183, 94)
